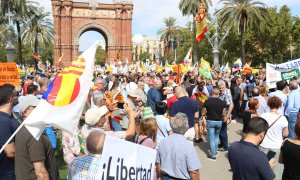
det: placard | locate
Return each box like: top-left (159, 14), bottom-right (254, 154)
top-left (0, 63), bottom-right (20, 86)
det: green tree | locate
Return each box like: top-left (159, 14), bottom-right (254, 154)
top-left (179, 0), bottom-right (212, 63)
top-left (158, 17), bottom-right (183, 61)
top-left (0, 0), bottom-right (38, 64)
top-left (139, 52), bottom-right (151, 62)
top-left (22, 9), bottom-right (53, 53)
top-left (216, 0), bottom-right (269, 65)
top-left (95, 46), bottom-right (106, 66)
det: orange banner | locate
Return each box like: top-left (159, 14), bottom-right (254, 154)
top-left (0, 63), bottom-right (20, 86)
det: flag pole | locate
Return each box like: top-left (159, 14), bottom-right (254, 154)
top-left (0, 121), bottom-right (25, 154)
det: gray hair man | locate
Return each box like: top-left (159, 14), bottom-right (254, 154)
top-left (217, 80), bottom-right (234, 152)
top-left (68, 131), bottom-right (106, 179)
top-left (156, 113), bottom-right (201, 180)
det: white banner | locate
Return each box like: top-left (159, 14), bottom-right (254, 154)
top-left (266, 59), bottom-right (300, 89)
top-left (99, 136), bottom-right (156, 180)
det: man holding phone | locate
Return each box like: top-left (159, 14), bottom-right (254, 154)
top-left (228, 117), bottom-right (276, 180)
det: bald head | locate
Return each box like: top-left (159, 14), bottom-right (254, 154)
top-left (86, 131), bottom-right (106, 155)
top-left (175, 86), bottom-right (188, 98)
top-left (290, 80), bottom-right (298, 90)
top-left (252, 87), bottom-right (260, 97)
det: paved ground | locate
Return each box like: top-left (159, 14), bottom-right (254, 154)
top-left (193, 120), bottom-right (243, 180)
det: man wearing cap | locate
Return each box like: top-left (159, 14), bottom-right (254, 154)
top-left (15, 96), bottom-right (59, 180)
top-left (81, 104), bottom-right (139, 149)
top-left (121, 88), bottom-right (143, 130)
top-left (0, 84), bottom-right (19, 180)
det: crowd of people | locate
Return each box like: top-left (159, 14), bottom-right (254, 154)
top-left (1, 65), bottom-right (300, 180)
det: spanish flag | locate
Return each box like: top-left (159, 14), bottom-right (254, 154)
top-left (195, 2), bottom-right (208, 42)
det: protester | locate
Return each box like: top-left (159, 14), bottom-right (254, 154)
top-left (147, 79), bottom-right (163, 114)
top-left (285, 80), bottom-right (300, 138)
top-left (242, 98), bottom-right (259, 135)
top-left (202, 88), bottom-right (227, 160)
top-left (246, 87), bottom-right (269, 115)
top-left (92, 77), bottom-right (105, 95)
top-left (82, 104), bottom-right (139, 146)
top-left (228, 117), bottom-right (276, 180)
top-left (169, 86), bottom-right (199, 141)
top-left (134, 118), bottom-right (157, 149)
top-left (156, 113), bottom-right (201, 180)
top-left (279, 120), bottom-right (300, 180)
top-left (155, 102), bottom-right (173, 148)
top-left (269, 80), bottom-right (288, 116)
top-left (218, 80), bottom-right (234, 152)
top-left (15, 97), bottom-right (58, 180)
top-left (259, 96), bottom-right (289, 179)
top-left (0, 84), bottom-right (19, 180)
top-left (68, 131), bottom-right (106, 179)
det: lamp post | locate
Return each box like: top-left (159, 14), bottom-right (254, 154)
top-left (205, 17), bottom-right (230, 66)
top-left (132, 34), bottom-right (144, 62)
top-left (6, 12), bottom-right (15, 62)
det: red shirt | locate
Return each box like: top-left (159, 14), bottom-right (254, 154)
top-left (167, 95), bottom-right (178, 110)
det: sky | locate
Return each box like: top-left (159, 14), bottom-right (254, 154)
top-left (34, 0), bottom-right (300, 51)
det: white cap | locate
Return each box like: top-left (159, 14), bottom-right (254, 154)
top-left (85, 106), bottom-right (109, 126)
top-left (19, 95), bottom-right (40, 113)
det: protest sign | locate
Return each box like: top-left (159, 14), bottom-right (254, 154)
top-left (0, 63), bottom-right (20, 86)
top-left (266, 59), bottom-right (300, 88)
top-left (99, 136), bottom-right (156, 180)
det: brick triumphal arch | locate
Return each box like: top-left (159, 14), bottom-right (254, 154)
top-left (51, 0), bottom-right (133, 66)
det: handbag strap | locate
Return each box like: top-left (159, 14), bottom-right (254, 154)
top-left (157, 125), bottom-right (166, 137)
top-left (268, 115), bottom-right (282, 129)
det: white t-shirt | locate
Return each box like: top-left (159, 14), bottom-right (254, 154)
top-left (260, 112), bottom-right (288, 149)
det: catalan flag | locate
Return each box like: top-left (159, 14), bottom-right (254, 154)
top-left (195, 2), bottom-right (208, 42)
top-left (24, 42), bottom-right (99, 139)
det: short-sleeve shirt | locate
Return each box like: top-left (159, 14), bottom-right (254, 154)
top-left (281, 140), bottom-right (300, 179)
top-left (68, 155), bottom-right (102, 179)
top-left (260, 113), bottom-right (288, 149)
top-left (169, 97), bottom-right (198, 128)
top-left (156, 133), bottom-right (201, 179)
top-left (0, 111), bottom-right (19, 176)
top-left (219, 88), bottom-right (233, 106)
top-left (155, 115), bottom-right (172, 148)
top-left (203, 98), bottom-right (226, 121)
top-left (228, 140), bottom-right (275, 180)
top-left (15, 126), bottom-right (59, 180)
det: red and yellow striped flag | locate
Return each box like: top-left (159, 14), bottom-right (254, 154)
top-left (195, 2), bottom-right (208, 42)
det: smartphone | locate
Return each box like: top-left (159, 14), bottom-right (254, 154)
top-left (266, 150), bottom-right (276, 161)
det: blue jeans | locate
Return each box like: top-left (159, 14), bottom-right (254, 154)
top-left (207, 120), bottom-right (222, 157)
top-left (162, 174), bottom-right (186, 180)
top-left (219, 122), bottom-right (228, 150)
top-left (0, 171), bottom-right (16, 180)
top-left (288, 113), bottom-right (298, 138)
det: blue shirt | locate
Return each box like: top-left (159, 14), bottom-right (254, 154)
top-left (228, 140), bottom-right (275, 180)
top-left (155, 115), bottom-right (172, 148)
top-left (156, 133), bottom-right (201, 179)
top-left (169, 97), bottom-right (198, 128)
top-left (68, 155), bottom-right (102, 180)
top-left (0, 111), bottom-right (19, 176)
top-left (285, 89), bottom-right (300, 116)
top-left (146, 88), bottom-right (162, 114)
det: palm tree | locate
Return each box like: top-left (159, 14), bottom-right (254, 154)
top-left (0, 0), bottom-right (38, 64)
top-left (216, 0), bottom-right (269, 65)
top-left (22, 9), bottom-right (53, 55)
top-left (158, 17), bottom-right (182, 61)
top-left (179, 0), bottom-right (212, 63)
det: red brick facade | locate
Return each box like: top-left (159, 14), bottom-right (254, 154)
top-left (52, 0), bottom-right (133, 66)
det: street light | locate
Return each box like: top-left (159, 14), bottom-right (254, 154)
top-left (6, 12), bottom-right (15, 62)
top-left (132, 34), bottom-right (144, 62)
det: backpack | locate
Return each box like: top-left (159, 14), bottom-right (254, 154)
top-left (246, 83), bottom-right (255, 98)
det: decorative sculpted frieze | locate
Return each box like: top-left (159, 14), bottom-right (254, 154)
top-left (72, 9), bottom-right (116, 19)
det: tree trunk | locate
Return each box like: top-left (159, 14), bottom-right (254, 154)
top-left (34, 33), bottom-right (38, 53)
top-left (16, 20), bottom-right (23, 64)
top-left (193, 16), bottom-right (198, 63)
top-left (240, 29), bottom-right (246, 66)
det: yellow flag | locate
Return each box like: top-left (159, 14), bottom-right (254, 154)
top-left (201, 59), bottom-right (211, 71)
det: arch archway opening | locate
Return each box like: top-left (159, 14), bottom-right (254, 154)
top-left (78, 30), bottom-right (107, 65)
